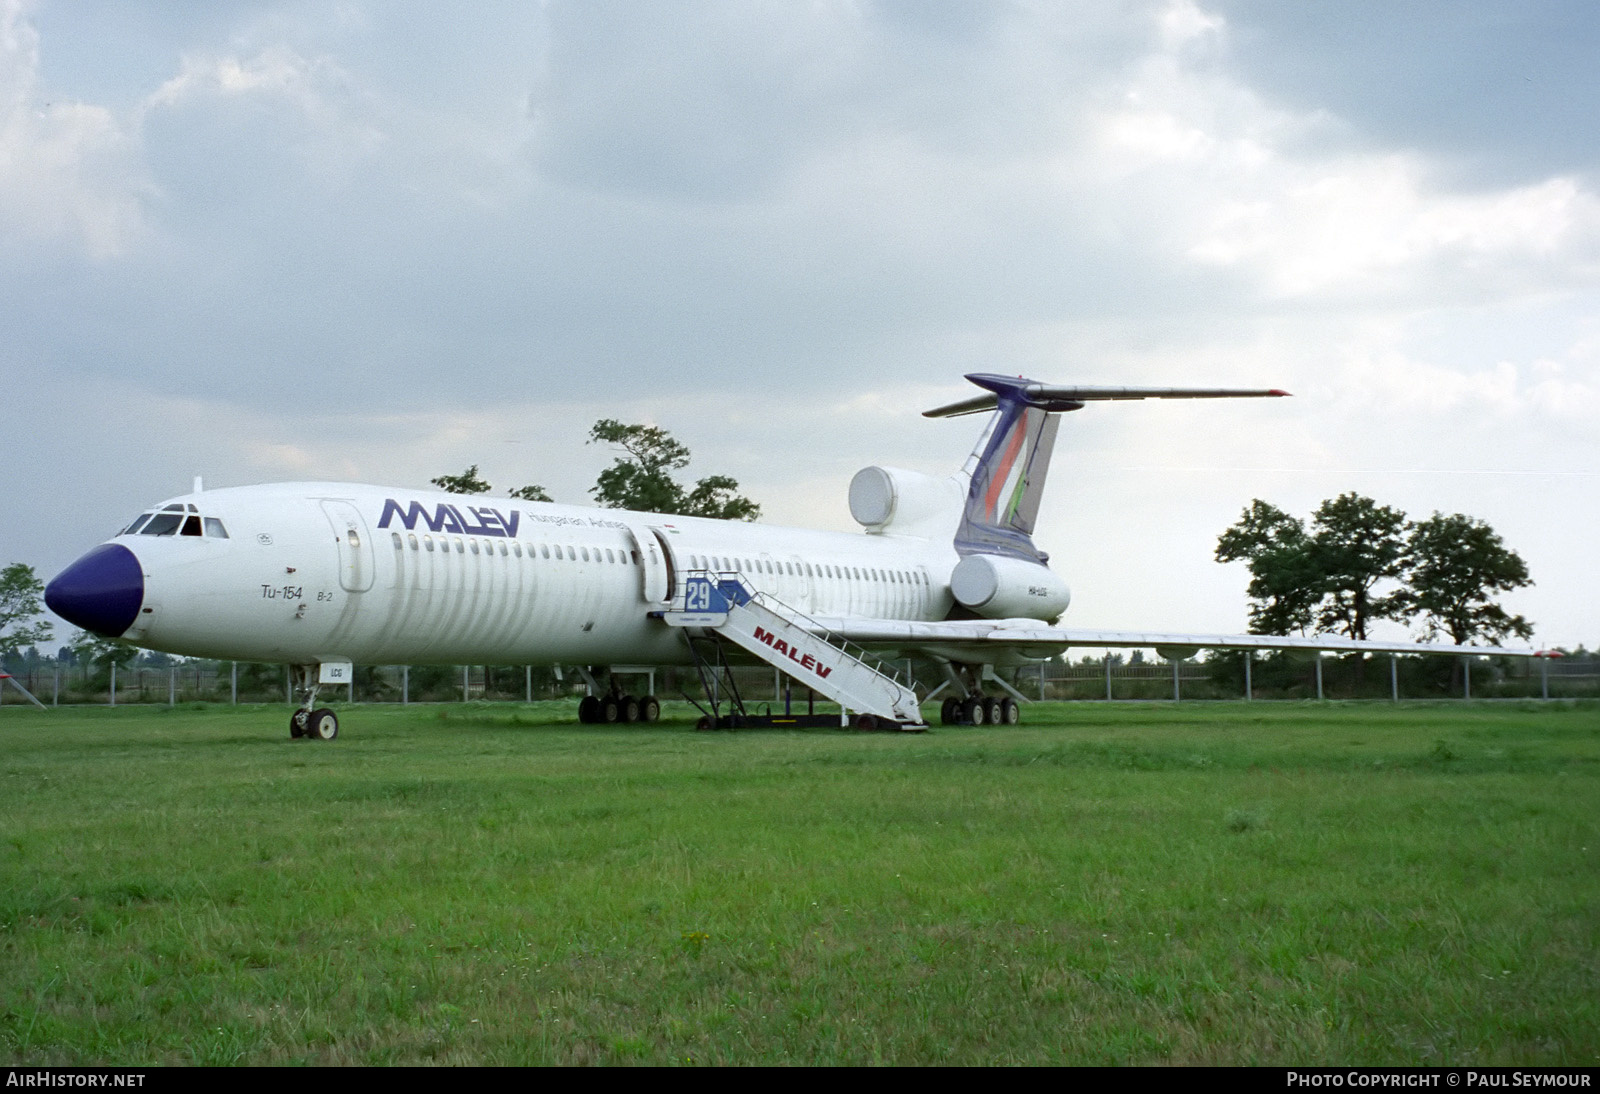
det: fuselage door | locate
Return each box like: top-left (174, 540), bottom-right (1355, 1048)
top-left (320, 500), bottom-right (375, 593)
top-left (626, 525), bottom-right (668, 603)
top-left (649, 528), bottom-right (679, 605)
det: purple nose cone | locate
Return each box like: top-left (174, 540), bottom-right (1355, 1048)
top-left (46, 543), bottom-right (145, 638)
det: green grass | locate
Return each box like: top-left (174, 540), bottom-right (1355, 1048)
top-left (1, 700), bottom-right (1596, 1065)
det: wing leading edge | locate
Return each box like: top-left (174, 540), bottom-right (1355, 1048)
top-left (800, 615), bottom-right (1545, 662)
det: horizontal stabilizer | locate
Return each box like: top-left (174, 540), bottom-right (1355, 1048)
top-left (925, 373), bottom-right (1291, 417)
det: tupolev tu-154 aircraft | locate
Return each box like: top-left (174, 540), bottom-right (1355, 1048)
top-left (45, 374), bottom-right (1538, 738)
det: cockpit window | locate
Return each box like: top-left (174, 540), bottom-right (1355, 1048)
top-left (140, 513), bottom-right (183, 536)
top-left (125, 504), bottom-right (229, 538)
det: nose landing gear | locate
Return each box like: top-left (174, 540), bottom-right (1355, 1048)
top-left (287, 665), bottom-right (340, 741)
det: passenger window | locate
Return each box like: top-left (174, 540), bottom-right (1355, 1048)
top-left (606, 549), bottom-right (615, 563)
top-left (499, 541), bottom-right (508, 556)
top-left (424, 535), bottom-right (434, 552)
top-left (513, 542), bottom-right (523, 558)
top-left (470, 540), bottom-right (480, 555)
top-left (454, 538), bottom-right (464, 553)
top-left (391, 532), bottom-right (402, 549)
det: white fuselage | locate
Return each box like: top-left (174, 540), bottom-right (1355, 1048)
top-left (119, 483), bottom-right (963, 667)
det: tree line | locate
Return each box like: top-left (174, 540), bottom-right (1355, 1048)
top-left (1215, 493), bottom-right (1533, 647)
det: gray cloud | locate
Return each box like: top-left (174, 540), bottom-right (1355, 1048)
top-left (1209, 0), bottom-right (1600, 186)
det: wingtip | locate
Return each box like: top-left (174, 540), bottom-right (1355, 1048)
top-left (1269, 389), bottom-right (1292, 397)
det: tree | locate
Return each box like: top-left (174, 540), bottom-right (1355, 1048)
top-left (588, 420), bottom-right (761, 521)
top-left (1216, 493), bottom-right (1411, 641)
top-left (430, 466), bottom-right (492, 495)
top-left (681, 474), bottom-right (761, 522)
top-left (0, 563), bottom-right (52, 661)
top-left (1214, 501), bottom-right (1321, 635)
top-left (1308, 493), bottom-right (1410, 642)
top-left (70, 628), bottom-right (138, 681)
top-left (1401, 512), bottom-right (1533, 646)
top-left (432, 466), bottom-right (553, 503)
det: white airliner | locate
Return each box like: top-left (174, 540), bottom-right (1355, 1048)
top-left (45, 374), bottom-right (1535, 738)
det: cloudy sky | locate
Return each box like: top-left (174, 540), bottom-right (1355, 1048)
top-left (4, 0), bottom-right (1596, 650)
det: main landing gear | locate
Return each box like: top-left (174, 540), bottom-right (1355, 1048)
top-left (578, 691), bottom-right (662, 725)
top-left (938, 695), bottom-right (1021, 727)
top-left (287, 665), bottom-right (339, 741)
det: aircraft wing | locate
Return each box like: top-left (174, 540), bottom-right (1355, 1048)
top-left (799, 616), bottom-right (1543, 662)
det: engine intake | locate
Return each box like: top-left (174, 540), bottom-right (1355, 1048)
top-left (849, 466), bottom-right (964, 538)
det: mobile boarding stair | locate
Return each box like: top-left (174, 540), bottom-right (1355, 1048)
top-left (659, 572), bottom-right (927, 732)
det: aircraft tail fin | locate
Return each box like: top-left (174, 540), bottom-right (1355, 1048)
top-left (929, 374), bottom-right (1289, 563)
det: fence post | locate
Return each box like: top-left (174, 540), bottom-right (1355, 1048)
top-left (402, 666), bottom-right (409, 704)
top-left (231, 662), bottom-right (237, 705)
top-left (1315, 656), bottom-right (1323, 701)
top-left (526, 666), bottom-right (532, 703)
top-left (110, 661), bottom-right (116, 707)
top-left (1172, 659), bottom-right (1180, 702)
top-left (1463, 658), bottom-right (1471, 701)
top-left (169, 666), bottom-right (176, 706)
top-left (1540, 656), bottom-right (1549, 701)
top-left (1104, 653), bottom-right (1112, 701)
top-left (1390, 655), bottom-right (1399, 702)
top-left (1243, 651), bottom-right (1252, 701)
top-left (53, 666), bottom-right (58, 706)
top-left (462, 666), bottom-right (469, 702)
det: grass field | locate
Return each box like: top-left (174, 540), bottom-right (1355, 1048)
top-left (1, 700), bottom-right (1596, 1065)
